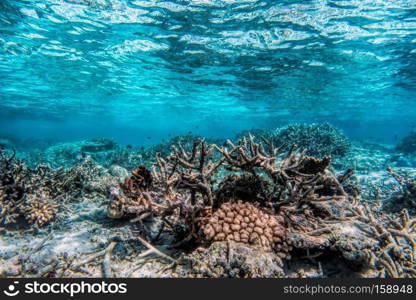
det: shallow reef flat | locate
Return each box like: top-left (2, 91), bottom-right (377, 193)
top-left (1, 126), bottom-right (416, 278)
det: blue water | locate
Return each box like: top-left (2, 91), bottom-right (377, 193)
top-left (1, 0), bottom-right (416, 146)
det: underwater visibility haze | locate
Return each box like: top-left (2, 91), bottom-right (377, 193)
top-left (1, 0), bottom-right (416, 144)
top-left (1, 0), bottom-right (416, 278)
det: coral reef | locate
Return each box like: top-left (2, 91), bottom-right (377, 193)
top-left (0, 135), bottom-right (58, 152)
top-left (236, 123), bottom-right (351, 158)
top-left (0, 149), bottom-right (112, 228)
top-left (23, 197), bottom-right (58, 227)
top-left (396, 131), bottom-right (416, 154)
top-left (2, 130), bottom-right (416, 278)
top-left (353, 206), bottom-right (416, 278)
top-left (0, 188), bottom-right (21, 225)
top-left (107, 165), bottom-right (160, 220)
top-left (383, 167), bottom-right (416, 213)
top-left (23, 135), bottom-right (226, 171)
top-left (139, 134), bottom-right (226, 165)
top-left (80, 138), bottom-right (117, 153)
top-left (107, 135), bottom-right (405, 277)
top-left (0, 149), bottom-right (33, 226)
top-left (25, 138), bottom-right (144, 170)
top-left (200, 201), bottom-right (289, 255)
top-left (175, 241), bottom-right (286, 278)
top-left (334, 141), bottom-right (395, 171)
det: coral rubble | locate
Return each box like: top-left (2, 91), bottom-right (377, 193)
top-left (175, 241), bottom-right (286, 278)
top-left (354, 206), bottom-right (416, 278)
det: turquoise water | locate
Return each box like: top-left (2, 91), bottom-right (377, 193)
top-left (1, 0), bottom-right (416, 146)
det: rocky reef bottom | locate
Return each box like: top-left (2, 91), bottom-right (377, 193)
top-left (1, 132), bottom-right (416, 278)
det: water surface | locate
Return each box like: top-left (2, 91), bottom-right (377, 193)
top-left (1, 0), bottom-right (416, 145)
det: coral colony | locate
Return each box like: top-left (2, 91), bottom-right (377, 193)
top-left (1, 123), bottom-right (416, 278)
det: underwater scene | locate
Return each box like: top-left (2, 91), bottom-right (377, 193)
top-left (1, 0), bottom-right (416, 278)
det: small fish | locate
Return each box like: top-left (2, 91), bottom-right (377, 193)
top-left (126, 144), bottom-right (132, 149)
top-left (394, 134), bottom-right (398, 141)
top-left (147, 136), bottom-right (152, 140)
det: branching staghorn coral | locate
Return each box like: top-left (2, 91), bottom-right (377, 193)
top-left (108, 135), bottom-right (374, 276)
top-left (0, 188), bottom-right (22, 225)
top-left (235, 123), bottom-right (351, 158)
top-left (0, 149), bottom-right (109, 228)
top-left (107, 165), bottom-right (165, 220)
top-left (274, 123), bottom-right (351, 158)
top-left (353, 205), bottom-right (416, 278)
top-left (2, 133), bottom-right (414, 277)
top-left (0, 149), bottom-right (32, 226)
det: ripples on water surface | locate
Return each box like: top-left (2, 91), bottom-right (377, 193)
top-left (1, 0), bottom-right (416, 144)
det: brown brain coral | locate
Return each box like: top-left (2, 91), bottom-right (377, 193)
top-left (201, 201), bottom-right (291, 254)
